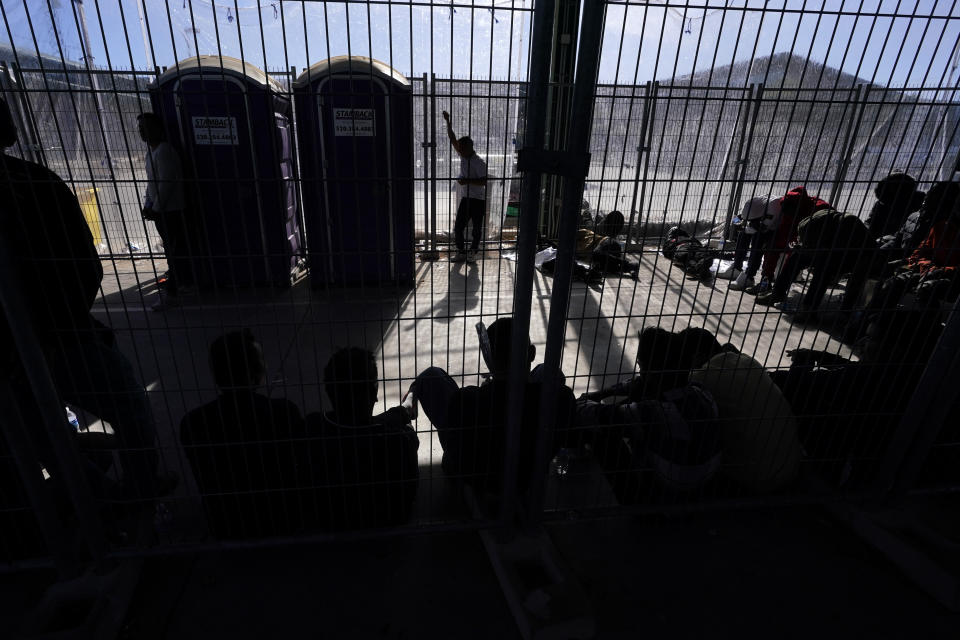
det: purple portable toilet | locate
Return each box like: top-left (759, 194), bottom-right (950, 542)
top-left (293, 56), bottom-right (414, 287)
top-left (150, 56), bottom-right (302, 289)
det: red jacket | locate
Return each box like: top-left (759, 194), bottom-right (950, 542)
top-left (760, 187), bottom-right (831, 279)
top-left (908, 220), bottom-right (960, 276)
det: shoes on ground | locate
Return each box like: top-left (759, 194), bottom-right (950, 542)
top-left (716, 265), bottom-right (741, 280)
top-left (729, 272), bottom-right (754, 291)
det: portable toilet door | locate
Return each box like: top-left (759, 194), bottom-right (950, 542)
top-left (151, 56), bottom-right (301, 289)
top-left (294, 56), bottom-right (414, 288)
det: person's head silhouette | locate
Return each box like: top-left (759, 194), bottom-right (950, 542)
top-left (599, 210), bottom-right (625, 237)
top-left (209, 329), bottom-right (266, 391)
top-left (137, 112), bottom-right (167, 147)
top-left (324, 347), bottom-right (379, 425)
top-left (458, 135), bottom-right (475, 157)
top-left (485, 317), bottom-right (535, 379)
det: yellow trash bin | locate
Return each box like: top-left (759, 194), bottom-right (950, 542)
top-left (75, 187), bottom-right (103, 247)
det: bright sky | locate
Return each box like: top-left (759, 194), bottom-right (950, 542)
top-left (2, 0), bottom-right (959, 87)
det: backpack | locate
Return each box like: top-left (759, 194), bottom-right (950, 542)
top-left (661, 227), bottom-right (713, 279)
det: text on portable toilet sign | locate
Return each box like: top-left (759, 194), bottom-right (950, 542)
top-left (192, 116), bottom-right (239, 145)
top-left (333, 108), bottom-right (376, 137)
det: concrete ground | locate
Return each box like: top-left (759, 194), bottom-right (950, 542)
top-left (105, 506), bottom-right (959, 639)
top-left (5, 247), bottom-right (956, 638)
top-left (89, 245), bottom-right (860, 536)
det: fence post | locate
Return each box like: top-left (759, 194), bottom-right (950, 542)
top-left (829, 84), bottom-right (869, 208)
top-left (730, 83), bottom-right (763, 233)
top-left (1, 62), bottom-right (42, 166)
top-left (524, 0), bottom-right (606, 524)
top-left (722, 84), bottom-right (759, 237)
top-left (500, 0), bottom-right (556, 529)
top-left (419, 73), bottom-right (438, 261)
top-left (625, 80), bottom-right (653, 252)
top-left (430, 73), bottom-right (439, 255)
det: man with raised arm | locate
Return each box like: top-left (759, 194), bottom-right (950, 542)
top-left (443, 110), bottom-right (488, 263)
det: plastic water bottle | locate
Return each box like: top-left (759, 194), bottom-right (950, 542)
top-left (65, 407), bottom-right (80, 432)
top-left (552, 448), bottom-right (574, 477)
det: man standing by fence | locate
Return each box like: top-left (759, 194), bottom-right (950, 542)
top-left (137, 113), bottom-right (192, 309)
top-left (443, 110), bottom-right (487, 263)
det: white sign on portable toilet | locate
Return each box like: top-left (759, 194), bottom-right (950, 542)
top-left (192, 116), bottom-right (239, 145)
top-left (333, 108), bottom-right (376, 136)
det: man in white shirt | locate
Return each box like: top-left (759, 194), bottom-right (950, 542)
top-left (720, 194), bottom-right (781, 291)
top-left (137, 113), bottom-right (192, 307)
top-left (443, 110), bottom-right (487, 263)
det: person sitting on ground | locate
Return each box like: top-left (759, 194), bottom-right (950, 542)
top-left (409, 317), bottom-right (576, 497)
top-left (755, 208), bottom-right (875, 318)
top-left (865, 172), bottom-right (924, 243)
top-left (851, 189), bottom-right (960, 329)
top-left (1, 97), bottom-right (169, 502)
top-left (180, 330), bottom-right (306, 539)
top-left (306, 347), bottom-right (420, 529)
top-left (575, 326), bottom-right (724, 504)
top-left (686, 332), bottom-right (803, 494)
top-left (577, 210), bottom-right (638, 277)
top-left (770, 308), bottom-right (941, 487)
top-left (580, 326), bottom-right (801, 496)
top-left (718, 194), bottom-right (781, 292)
top-left (881, 181), bottom-right (959, 261)
top-left (543, 210), bottom-right (639, 281)
top-left (749, 186), bottom-right (832, 296)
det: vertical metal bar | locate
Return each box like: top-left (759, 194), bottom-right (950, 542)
top-left (525, 0), bottom-right (606, 523)
top-left (500, 0), bottom-right (555, 528)
top-left (724, 83), bottom-right (764, 235)
top-left (829, 84), bottom-right (869, 207)
top-left (420, 71), bottom-right (433, 258)
top-left (73, 0), bottom-right (114, 176)
top-left (624, 80), bottom-right (651, 252)
top-left (430, 72), bottom-right (438, 255)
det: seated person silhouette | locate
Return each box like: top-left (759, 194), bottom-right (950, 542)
top-left (410, 317), bottom-right (576, 496)
top-left (865, 172), bottom-right (924, 243)
top-left (580, 326), bottom-right (801, 497)
top-left (180, 330), bottom-right (306, 539)
top-left (770, 308), bottom-right (942, 487)
top-left (306, 347), bottom-right (419, 529)
top-left (541, 210), bottom-right (638, 281)
top-left (1, 96), bottom-right (167, 501)
top-left (864, 190), bottom-right (960, 316)
top-left (881, 181), bottom-right (958, 260)
top-left (576, 326), bottom-right (724, 504)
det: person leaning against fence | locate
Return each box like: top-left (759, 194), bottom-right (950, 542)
top-left (305, 347), bottom-right (420, 529)
top-left (443, 110), bottom-right (487, 264)
top-left (180, 330), bottom-right (306, 539)
top-left (1, 97), bottom-right (170, 501)
top-left (137, 113), bottom-right (192, 310)
top-left (407, 317), bottom-right (576, 499)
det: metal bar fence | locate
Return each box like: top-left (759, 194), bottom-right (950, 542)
top-left (0, 0), bottom-right (958, 578)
